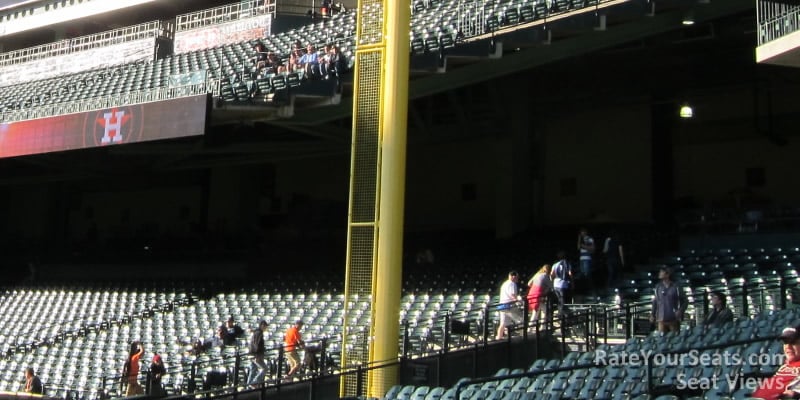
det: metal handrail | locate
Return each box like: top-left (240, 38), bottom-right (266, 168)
top-left (403, 273), bottom-right (795, 358)
top-left (97, 335), bottom-right (342, 398)
top-left (175, 0), bottom-right (276, 32)
top-left (757, 0), bottom-right (800, 45)
top-left (455, 0), bottom-right (636, 42)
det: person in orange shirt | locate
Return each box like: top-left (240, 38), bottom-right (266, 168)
top-left (122, 341), bottom-right (144, 396)
top-left (284, 320), bottom-right (305, 379)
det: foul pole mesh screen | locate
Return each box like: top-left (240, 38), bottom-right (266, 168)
top-left (341, 45), bottom-right (383, 397)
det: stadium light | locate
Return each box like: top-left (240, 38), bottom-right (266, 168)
top-left (682, 10), bottom-right (695, 25)
top-left (679, 104), bottom-right (694, 119)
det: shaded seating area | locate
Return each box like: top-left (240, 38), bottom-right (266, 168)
top-left (382, 307), bottom-right (800, 400)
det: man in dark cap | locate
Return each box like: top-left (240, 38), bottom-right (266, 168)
top-left (223, 316), bottom-right (244, 346)
top-left (751, 324), bottom-right (800, 399)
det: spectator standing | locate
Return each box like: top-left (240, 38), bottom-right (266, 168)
top-left (122, 341), bottom-right (144, 396)
top-left (526, 264), bottom-right (552, 329)
top-left (751, 324), bottom-right (800, 399)
top-left (495, 271), bottom-right (522, 340)
top-left (703, 290), bottom-right (734, 327)
top-left (602, 231), bottom-right (624, 287)
top-left (577, 228), bottom-right (595, 282)
top-left (650, 266), bottom-right (687, 333)
top-left (23, 367), bottom-right (42, 395)
top-left (149, 353), bottom-right (166, 397)
top-left (247, 320), bottom-right (268, 388)
top-left (550, 252), bottom-right (572, 318)
top-left (284, 320), bottom-right (305, 380)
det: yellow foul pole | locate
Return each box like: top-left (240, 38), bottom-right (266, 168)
top-left (340, 0), bottom-right (410, 395)
top-left (369, 0), bottom-right (411, 396)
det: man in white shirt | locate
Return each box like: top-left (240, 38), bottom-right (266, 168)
top-left (496, 271), bottom-right (522, 340)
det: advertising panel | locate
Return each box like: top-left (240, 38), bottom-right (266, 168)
top-left (0, 39), bottom-right (153, 87)
top-left (174, 14), bottom-right (271, 54)
top-left (0, 94), bottom-right (208, 158)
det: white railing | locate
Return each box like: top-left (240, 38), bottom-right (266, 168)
top-left (0, 78), bottom-right (219, 123)
top-left (0, 20), bottom-right (171, 67)
top-left (168, 70), bottom-right (209, 88)
top-left (757, 0), bottom-right (800, 45)
top-left (175, 0), bottom-right (276, 32)
top-left (457, 0), bottom-right (487, 38)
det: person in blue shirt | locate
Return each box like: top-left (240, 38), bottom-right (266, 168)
top-left (298, 44), bottom-right (321, 79)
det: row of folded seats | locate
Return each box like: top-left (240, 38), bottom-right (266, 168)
top-left (483, 0), bottom-right (600, 32)
top-left (617, 247), bottom-right (800, 302)
top-left (411, 0), bottom-right (599, 34)
top-left (405, 0), bottom-right (624, 73)
top-left (675, 246), bottom-right (800, 262)
top-left (411, 33), bottom-right (457, 55)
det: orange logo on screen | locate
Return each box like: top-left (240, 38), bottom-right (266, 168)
top-left (96, 109), bottom-right (131, 144)
top-left (86, 106), bottom-right (144, 148)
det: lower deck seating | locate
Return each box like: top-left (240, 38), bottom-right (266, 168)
top-left (384, 307), bottom-right (800, 400)
top-left (0, 276), bottom-right (494, 398)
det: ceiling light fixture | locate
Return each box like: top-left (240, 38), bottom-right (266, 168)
top-left (679, 104), bottom-right (694, 119)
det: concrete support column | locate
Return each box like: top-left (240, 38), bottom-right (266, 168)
top-left (206, 166), bottom-right (244, 235)
top-left (495, 97), bottom-right (532, 239)
top-left (52, 26), bottom-right (67, 41)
